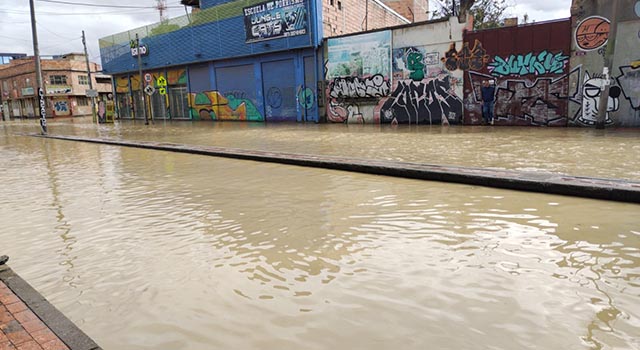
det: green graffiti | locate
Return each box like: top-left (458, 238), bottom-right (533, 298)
top-left (298, 87), bottom-right (314, 110)
top-left (407, 52), bottom-right (425, 81)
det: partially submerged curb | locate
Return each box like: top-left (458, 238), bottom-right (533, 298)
top-left (34, 134), bottom-right (640, 204)
top-left (0, 263), bottom-right (102, 350)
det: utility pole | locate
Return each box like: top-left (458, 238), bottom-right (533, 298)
top-left (82, 30), bottom-right (97, 125)
top-left (595, 1), bottom-right (619, 129)
top-left (29, 0), bottom-right (46, 134)
top-left (136, 33), bottom-right (148, 125)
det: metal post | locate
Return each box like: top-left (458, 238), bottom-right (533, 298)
top-left (136, 33), bottom-right (148, 125)
top-left (29, 0), bottom-right (46, 134)
top-left (595, 0), bottom-right (619, 129)
top-left (82, 30), bottom-right (97, 125)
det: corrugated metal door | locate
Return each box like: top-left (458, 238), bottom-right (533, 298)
top-left (262, 59), bottom-right (297, 122)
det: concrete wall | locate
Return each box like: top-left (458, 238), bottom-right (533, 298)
top-left (569, 0), bottom-right (640, 126)
top-left (325, 17), bottom-right (468, 124)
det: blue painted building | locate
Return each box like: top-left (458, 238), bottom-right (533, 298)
top-left (99, 0), bottom-right (323, 122)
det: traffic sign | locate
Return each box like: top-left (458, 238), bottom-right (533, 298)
top-left (144, 73), bottom-right (152, 82)
top-left (157, 76), bottom-right (167, 87)
top-left (159, 87), bottom-right (167, 95)
top-left (144, 85), bottom-right (155, 96)
top-left (85, 89), bottom-right (98, 97)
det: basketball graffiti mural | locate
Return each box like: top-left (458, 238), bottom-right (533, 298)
top-left (575, 16), bottom-right (610, 51)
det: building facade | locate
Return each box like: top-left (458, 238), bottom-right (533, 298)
top-left (99, 0), bottom-right (423, 122)
top-left (0, 53), bottom-right (112, 119)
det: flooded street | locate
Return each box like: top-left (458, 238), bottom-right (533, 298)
top-left (1, 119), bottom-right (639, 349)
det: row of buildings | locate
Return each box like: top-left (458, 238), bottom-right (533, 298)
top-left (4, 0), bottom-right (639, 126)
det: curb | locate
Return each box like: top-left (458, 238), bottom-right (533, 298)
top-left (0, 264), bottom-right (102, 350)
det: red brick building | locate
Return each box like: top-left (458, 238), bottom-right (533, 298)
top-left (0, 53), bottom-right (111, 119)
top-left (322, 0), bottom-right (429, 37)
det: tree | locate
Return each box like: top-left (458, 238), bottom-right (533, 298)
top-left (432, 0), bottom-right (510, 30)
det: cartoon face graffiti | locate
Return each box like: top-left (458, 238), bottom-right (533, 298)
top-left (575, 16), bottom-right (610, 51)
top-left (406, 52), bottom-right (425, 81)
top-left (579, 72), bottom-right (621, 125)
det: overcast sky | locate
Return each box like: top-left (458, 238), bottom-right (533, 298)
top-left (0, 0), bottom-right (572, 69)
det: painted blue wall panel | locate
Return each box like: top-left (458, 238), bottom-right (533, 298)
top-left (262, 59), bottom-right (297, 121)
top-left (189, 64), bottom-right (212, 92)
top-left (101, 0), bottom-right (319, 75)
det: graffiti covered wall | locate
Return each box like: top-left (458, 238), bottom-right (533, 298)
top-left (569, 0), bottom-right (640, 126)
top-left (462, 20), bottom-right (574, 126)
top-left (325, 17), bottom-right (469, 124)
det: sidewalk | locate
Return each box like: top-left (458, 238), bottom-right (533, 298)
top-left (0, 263), bottom-right (101, 350)
top-left (0, 280), bottom-right (69, 350)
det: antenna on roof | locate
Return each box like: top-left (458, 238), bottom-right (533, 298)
top-left (156, 0), bottom-right (167, 21)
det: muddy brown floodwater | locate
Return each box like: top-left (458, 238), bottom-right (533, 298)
top-left (1, 119), bottom-right (639, 349)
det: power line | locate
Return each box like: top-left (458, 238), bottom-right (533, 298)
top-left (35, 0), bottom-right (182, 9)
top-left (37, 23), bottom-right (82, 40)
top-left (0, 8), bottom-right (159, 15)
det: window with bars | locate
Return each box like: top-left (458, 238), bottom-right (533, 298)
top-left (78, 75), bottom-right (89, 85)
top-left (50, 75), bottom-right (67, 85)
top-left (77, 97), bottom-right (89, 106)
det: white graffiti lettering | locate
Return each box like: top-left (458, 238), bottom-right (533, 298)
top-left (328, 74), bottom-right (390, 98)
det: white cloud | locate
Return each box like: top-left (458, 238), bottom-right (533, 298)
top-left (0, 0), bottom-right (186, 68)
top-left (508, 0), bottom-right (572, 22)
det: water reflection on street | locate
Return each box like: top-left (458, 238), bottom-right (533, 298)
top-left (1, 119), bottom-right (639, 349)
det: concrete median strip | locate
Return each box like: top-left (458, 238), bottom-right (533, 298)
top-left (34, 134), bottom-right (640, 204)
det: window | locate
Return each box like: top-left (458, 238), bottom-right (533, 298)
top-left (77, 97), bottom-right (89, 106)
top-left (78, 75), bottom-right (89, 85)
top-left (25, 78), bottom-right (32, 87)
top-left (50, 75), bottom-right (67, 85)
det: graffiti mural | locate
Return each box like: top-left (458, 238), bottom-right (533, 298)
top-left (574, 71), bottom-right (621, 125)
top-left (328, 75), bottom-right (390, 98)
top-left (468, 68), bottom-right (580, 126)
top-left (297, 87), bottom-right (315, 110)
top-left (167, 69), bottom-right (187, 85)
top-left (488, 51), bottom-right (569, 77)
top-left (380, 74), bottom-right (463, 125)
top-left (115, 76), bottom-right (129, 93)
top-left (327, 99), bottom-right (366, 124)
top-left (575, 16), bottom-right (610, 51)
top-left (266, 87), bottom-right (283, 108)
top-left (442, 40), bottom-right (489, 71)
top-left (54, 100), bottom-right (70, 116)
top-left (393, 47), bottom-right (427, 81)
top-left (616, 65), bottom-right (640, 110)
top-left (189, 91), bottom-right (263, 121)
top-left (327, 30), bottom-right (391, 79)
